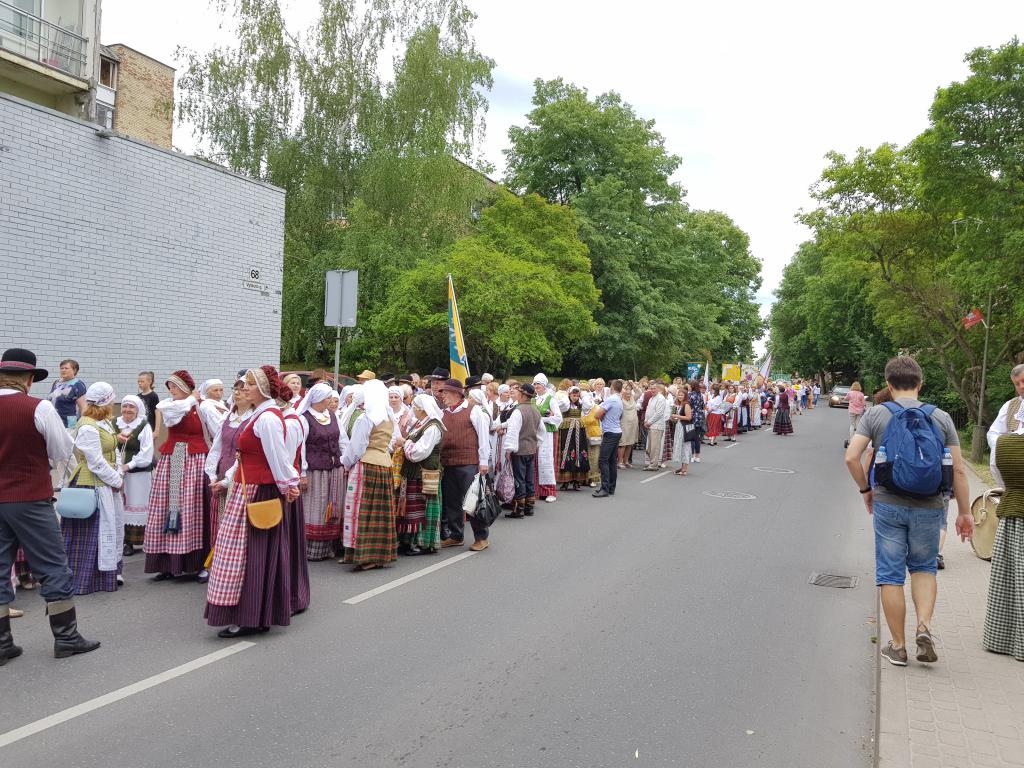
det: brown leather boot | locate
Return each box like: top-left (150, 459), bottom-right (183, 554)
top-left (524, 497), bottom-right (536, 516)
top-left (505, 499), bottom-right (524, 518)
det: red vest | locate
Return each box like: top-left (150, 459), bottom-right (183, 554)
top-left (441, 403), bottom-right (479, 467)
top-left (0, 393), bottom-right (54, 502)
top-left (237, 408), bottom-right (285, 485)
top-left (160, 405), bottom-right (208, 455)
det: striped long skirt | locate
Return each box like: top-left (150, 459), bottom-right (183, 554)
top-left (205, 483), bottom-right (293, 630)
top-left (352, 463), bottom-right (397, 568)
top-left (773, 407), bottom-right (794, 435)
top-left (288, 496), bottom-right (310, 614)
top-left (302, 467), bottom-right (342, 561)
top-left (557, 424), bottom-right (590, 484)
top-left (983, 517), bottom-right (1024, 661)
top-left (414, 482), bottom-right (442, 552)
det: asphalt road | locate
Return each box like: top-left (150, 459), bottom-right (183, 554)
top-left (2, 404), bottom-right (877, 768)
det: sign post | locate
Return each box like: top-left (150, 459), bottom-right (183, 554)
top-left (325, 270), bottom-right (358, 389)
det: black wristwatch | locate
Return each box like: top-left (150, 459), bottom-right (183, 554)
top-left (859, 486), bottom-right (872, 494)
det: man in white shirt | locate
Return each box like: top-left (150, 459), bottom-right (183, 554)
top-left (0, 348), bottom-right (101, 664)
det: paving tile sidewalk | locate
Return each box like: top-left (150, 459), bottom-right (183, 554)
top-left (879, 466), bottom-right (1024, 768)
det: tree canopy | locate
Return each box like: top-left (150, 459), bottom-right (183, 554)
top-left (770, 39), bottom-right (1024, 425)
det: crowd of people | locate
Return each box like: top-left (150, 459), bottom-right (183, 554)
top-left (2, 346), bottom-right (817, 662)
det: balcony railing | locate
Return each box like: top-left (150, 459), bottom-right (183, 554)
top-left (0, 1), bottom-right (87, 79)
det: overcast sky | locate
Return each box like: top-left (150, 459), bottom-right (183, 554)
top-left (102, 0), bottom-right (1022, 354)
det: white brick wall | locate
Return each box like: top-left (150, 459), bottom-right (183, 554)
top-left (0, 93), bottom-right (285, 400)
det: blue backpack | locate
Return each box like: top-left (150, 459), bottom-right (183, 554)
top-left (874, 401), bottom-right (945, 499)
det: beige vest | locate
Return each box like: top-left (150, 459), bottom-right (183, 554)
top-left (362, 420), bottom-right (394, 467)
top-left (1008, 396), bottom-right (1022, 433)
top-left (73, 417), bottom-right (117, 488)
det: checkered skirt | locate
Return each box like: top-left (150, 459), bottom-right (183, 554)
top-left (352, 463), bottom-right (397, 567)
top-left (982, 516), bottom-right (1024, 661)
top-left (144, 452), bottom-right (207, 555)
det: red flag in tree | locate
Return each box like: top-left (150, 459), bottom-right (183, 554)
top-left (962, 308), bottom-right (985, 329)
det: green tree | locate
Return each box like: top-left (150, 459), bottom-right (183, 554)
top-left (504, 79), bottom-right (763, 376)
top-left (178, 0), bottom-right (494, 363)
top-left (374, 192), bottom-right (600, 374)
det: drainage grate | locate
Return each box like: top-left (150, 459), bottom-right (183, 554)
top-left (809, 573), bottom-right (859, 589)
top-left (702, 490), bottom-right (757, 500)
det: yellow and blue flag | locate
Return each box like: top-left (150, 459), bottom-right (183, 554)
top-left (448, 274), bottom-right (470, 384)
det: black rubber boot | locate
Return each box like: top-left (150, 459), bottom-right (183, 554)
top-left (0, 612), bottom-right (23, 666)
top-left (47, 600), bottom-right (101, 659)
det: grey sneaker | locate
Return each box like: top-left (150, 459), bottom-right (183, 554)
top-left (881, 642), bottom-right (908, 666)
top-left (916, 626), bottom-right (938, 663)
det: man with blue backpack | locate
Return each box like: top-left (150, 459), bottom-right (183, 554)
top-left (845, 356), bottom-right (973, 667)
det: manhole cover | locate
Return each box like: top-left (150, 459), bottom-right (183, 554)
top-left (809, 573), bottom-right (859, 589)
top-left (702, 490), bottom-right (757, 500)
top-left (752, 466), bottom-right (795, 474)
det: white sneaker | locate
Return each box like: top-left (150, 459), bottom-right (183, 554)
top-left (116, 575), bottom-right (125, 586)
top-left (545, 495), bottom-right (556, 503)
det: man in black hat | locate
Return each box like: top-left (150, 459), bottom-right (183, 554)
top-left (427, 368), bottom-right (450, 409)
top-left (464, 375), bottom-right (483, 391)
top-left (0, 348), bottom-right (101, 663)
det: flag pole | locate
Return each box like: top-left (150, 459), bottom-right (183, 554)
top-left (971, 289), bottom-right (993, 463)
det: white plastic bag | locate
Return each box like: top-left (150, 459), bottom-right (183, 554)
top-left (462, 472), bottom-right (482, 515)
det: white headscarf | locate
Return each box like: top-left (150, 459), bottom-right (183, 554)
top-left (412, 393), bottom-right (447, 429)
top-left (363, 379), bottom-right (389, 427)
top-left (117, 394), bottom-right (146, 430)
top-left (199, 379), bottom-right (224, 400)
top-left (298, 382), bottom-right (334, 416)
top-left (533, 373), bottom-right (549, 387)
top-left (85, 381), bottom-right (115, 407)
top-left (468, 388), bottom-right (487, 408)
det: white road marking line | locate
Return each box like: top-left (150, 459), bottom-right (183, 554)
top-left (640, 471), bottom-right (669, 484)
top-left (0, 641), bottom-right (254, 749)
top-left (343, 551), bottom-right (477, 605)
top-left (726, 442), bottom-right (739, 448)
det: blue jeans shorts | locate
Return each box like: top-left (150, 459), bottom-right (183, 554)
top-left (873, 501), bottom-right (943, 586)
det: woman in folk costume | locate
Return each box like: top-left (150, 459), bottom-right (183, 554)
top-left (198, 379), bottom-right (229, 444)
top-left (762, 385), bottom-right (775, 424)
top-left (396, 394), bottom-right (446, 555)
top-left (206, 378), bottom-right (251, 526)
top-left (557, 386), bottom-right (590, 491)
top-left (276, 390), bottom-right (310, 615)
top-left (145, 370), bottom-right (212, 583)
top-left (579, 382), bottom-right (603, 487)
top-left (722, 385), bottom-right (739, 442)
top-left (62, 382), bottom-right (125, 593)
top-left (206, 366), bottom-right (300, 638)
top-left (116, 394), bottom-right (154, 557)
top-left (340, 379), bottom-right (398, 571)
top-left (532, 373), bottom-right (563, 503)
top-left (773, 385), bottom-right (794, 436)
top-left (750, 385), bottom-right (763, 430)
top-left (338, 385), bottom-right (365, 455)
top-left (705, 386), bottom-right (726, 446)
top-left (388, 385), bottom-right (412, 437)
top-left (297, 383), bottom-right (342, 561)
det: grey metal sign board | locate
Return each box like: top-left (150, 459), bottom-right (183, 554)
top-left (324, 270), bottom-right (358, 327)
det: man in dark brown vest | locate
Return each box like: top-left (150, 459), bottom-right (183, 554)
top-left (0, 348), bottom-right (101, 664)
top-left (439, 378), bottom-right (491, 551)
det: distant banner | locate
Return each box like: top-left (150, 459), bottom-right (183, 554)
top-left (721, 363), bottom-right (742, 382)
top-left (686, 363), bottom-right (702, 381)
top-left (773, 373), bottom-right (792, 384)
top-left (741, 364), bottom-right (759, 384)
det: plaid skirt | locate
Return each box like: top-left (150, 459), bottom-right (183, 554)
top-left (205, 483), bottom-right (292, 629)
top-left (397, 476), bottom-right (426, 535)
top-left (144, 452), bottom-right (210, 574)
top-left (983, 516), bottom-right (1024, 661)
top-left (61, 513), bottom-right (120, 595)
top-left (302, 467), bottom-right (342, 560)
top-left (352, 463), bottom-right (397, 567)
top-left (413, 481), bottom-right (442, 551)
top-left (773, 407), bottom-right (794, 435)
top-left (662, 422), bottom-right (675, 463)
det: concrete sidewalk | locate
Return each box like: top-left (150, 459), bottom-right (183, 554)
top-left (879, 467), bottom-right (1024, 768)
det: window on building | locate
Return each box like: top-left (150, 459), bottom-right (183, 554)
top-left (96, 103), bottom-right (114, 130)
top-left (100, 58), bottom-right (117, 88)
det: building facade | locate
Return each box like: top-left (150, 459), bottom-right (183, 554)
top-left (97, 43), bottom-right (173, 148)
top-left (0, 91), bottom-right (285, 400)
top-left (0, 0), bottom-right (101, 119)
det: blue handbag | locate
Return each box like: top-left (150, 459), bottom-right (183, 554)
top-left (55, 467), bottom-right (97, 519)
